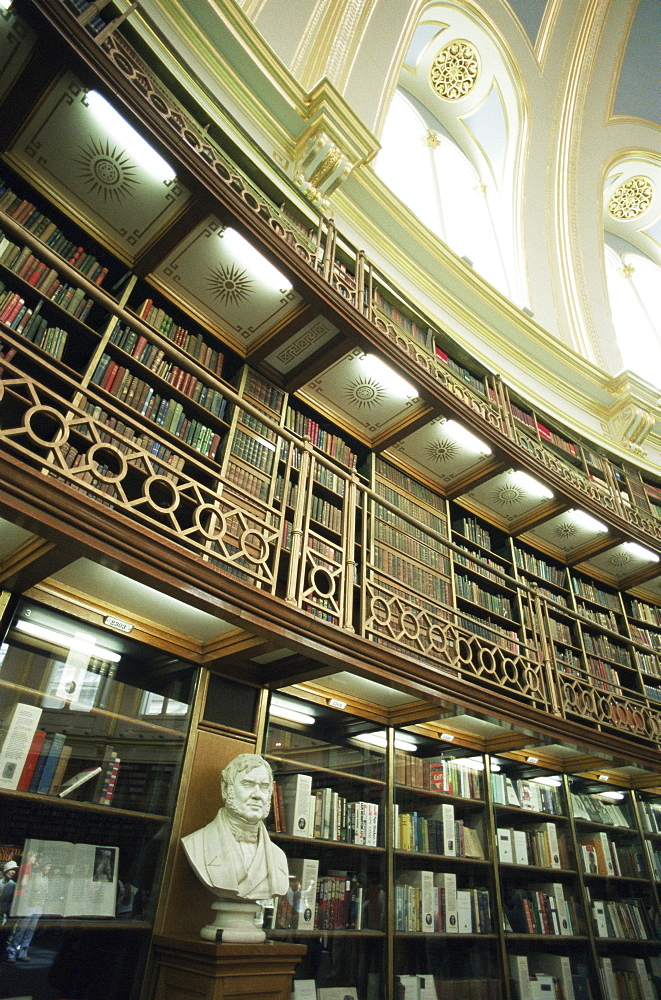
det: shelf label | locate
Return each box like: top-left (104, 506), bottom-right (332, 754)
top-left (104, 616), bottom-right (133, 633)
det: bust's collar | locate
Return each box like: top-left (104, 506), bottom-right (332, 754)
top-left (222, 806), bottom-right (261, 843)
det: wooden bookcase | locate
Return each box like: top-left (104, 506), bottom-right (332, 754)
top-left (0, 596), bottom-right (195, 1000)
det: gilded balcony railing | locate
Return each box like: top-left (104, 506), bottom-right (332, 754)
top-left (24, 10), bottom-right (645, 550)
top-left (2, 338), bottom-right (659, 745)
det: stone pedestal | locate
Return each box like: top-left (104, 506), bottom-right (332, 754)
top-left (151, 935), bottom-right (306, 1000)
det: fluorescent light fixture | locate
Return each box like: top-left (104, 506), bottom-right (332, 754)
top-left (531, 775), bottom-right (562, 787)
top-left (269, 702), bottom-right (315, 726)
top-left (510, 470), bottom-right (553, 499)
top-left (0, 0), bottom-right (13, 9)
top-left (15, 619), bottom-right (121, 662)
top-left (444, 419), bottom-right (491, 456)
top-left (624, 541), bottom-right (659, 563)
top-left (599, 790), bottom-right (625, 801)
top-left (569, 509), bottom-right (609, 533)
top-left (86, 90), bottom-right (176, 182)
top-left (221, 227), bottom-right (292, 292)
top-left (362, 354), bottom-right (419, 398)
top-left (355, 731), bottom-right (417, 753)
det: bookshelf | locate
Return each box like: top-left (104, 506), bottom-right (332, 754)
top-left (0, 596), bottom-right (194, 998)
top-left (450, 507), bottom-right (522, 656)
top-left (262, 701), bottom-right (387, 998)
top-left (262, 694), bottom-right (661, 999)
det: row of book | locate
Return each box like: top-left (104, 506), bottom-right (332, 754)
top-left (0, 702), bottom-right (120, 804)
top-left (0, 234), bottom-right (95, 323)
top-left (280, 480), bottom-right (342, 533)
top-left (374, 480), bottom-right (446, 534)
top-left (395, 870), bottom-right (491, 934)
top-left (459, 612), bottom-right (521, 654)
top-left (641, 799), bottom-right (661, 834)
top-left (273, 773), bottom-right (379, 846)
top-left (270, 858), bottom-right (368, 933)
top-left (454, 516), bottom-right (493, 550)
top-left (284, 405), bottom-right (357, 469)
top-left (375, 517), bottom-right (450, 573)
top-left (396, 976), bottom-right (501, 1000)
top-left (509, 953), bottom-right (580, 1000)
top-left (373, 546), bottom-right (452, 604)
top-left (226, 459), bottom-right (270, 501)
top-left (591, 896), bottom-right (649, 939)
top-left (395, 807), bottom-right (484, 859)
top-left (584, 657), bottom-right (622, 693)
top-left (548, 617), bottom-right (575, 645)
top-left (231, 427), bottom-right (277, 474)
top-left (570, 575), bottom-right (621, 612)
top-left (455, 573), bottom-right (514, 620)
top-left (395, 753), bottom-right (484, 799)
top-left (513, 546), bottom-right (569, 590)
top-left (579, 832), bottom-right (642, 878)
top-left (630, 599), bottom-right (661, 628)
top-left (88, 352), bottom-right (223, 460)
top-left (582, 632), bottom-right (630, 666)
top-left (630, 622), bottom-right (661, 647)
top-left (599, 956), bottom-right (657, 1000)
top-left (576, 601), bottom-right (619, 631)
top-left (242, 367), bottom-right (285, 413)
top-left (109, 322), bottom-right (226, 410)
top-left (80, 405), bottom-right (187, 477)
top-left (0, 289), bottom-right (68, 359)
top-left (91, 350), bottom-right (228, 423)
top-left (491, 773), bottom-right (563, 814)
top-left (454, 546), bottom-right (505, 586)
top-left (570, 792), bottom-right (630, 827)
top-left (133, 304), bottom-right (225, 377)
top-left (372, 287), bottom-right (429, 347)
top-left (503, 883), bottom-right (577, 936)
top-left (497, 823), bottom-right (568, 870)
top-left (0, 181), bottom-right (110, 285)
top-left (374, 457), bottom-right (446, 515)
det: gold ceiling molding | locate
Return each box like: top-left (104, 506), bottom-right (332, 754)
top-left (608, 175), bottom-right (655, 219)
top-left (294, 130), bottom-right (353, 211)
top-left (430, 39), bottom-right (480, 100)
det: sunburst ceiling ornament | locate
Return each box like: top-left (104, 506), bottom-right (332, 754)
top-left (345, 376), bottom-right (387, 409)
top-left (425, 438), bottom-right (459, 463)
top-left (610, 552), bottom-right (632, 568)
top-left (555, 522), bottom-right (577, 540)
top-left (207, 262), bottom-right (253, 305)
top-left (493, 484), bottom-right (525, 506)
top-left (76, 138), bottom-right (139, 203)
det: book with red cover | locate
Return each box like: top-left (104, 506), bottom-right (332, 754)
top-left (17, 729), bottom-right (47, 791)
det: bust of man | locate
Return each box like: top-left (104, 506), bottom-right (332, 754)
top-left (182, 753), bottom-right (288, 901)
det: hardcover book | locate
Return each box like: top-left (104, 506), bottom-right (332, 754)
top-left (11, 837), bottom-right (119, 918)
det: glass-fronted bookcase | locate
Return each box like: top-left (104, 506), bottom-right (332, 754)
top-left (261, 692), bottom-right (661, 1000)
top-left (0, 597), bottom-right (196, 1000)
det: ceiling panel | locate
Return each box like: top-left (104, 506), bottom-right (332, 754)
top-left (7, 72), bottom-right (191, 264)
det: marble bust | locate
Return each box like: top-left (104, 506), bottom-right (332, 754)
top-left (182, 752), bottom-right (288, 902)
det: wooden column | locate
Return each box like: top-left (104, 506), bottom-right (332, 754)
top-left (151, 936), bottom-right (306, 1000)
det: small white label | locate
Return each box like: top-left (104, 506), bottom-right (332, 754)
top-left (328, 698), bottom-right (347, 709)
top-left (104, 616), bottom-right (133, 633)
top-left (598, 774), bottom-right (610, 782)
top-left (440, 733), bottom-right (454, 742)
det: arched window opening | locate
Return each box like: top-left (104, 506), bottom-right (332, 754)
top-left (376, 88), bottom-right (509, 295)
top-left (605, 245), bottom-right (661, 389)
